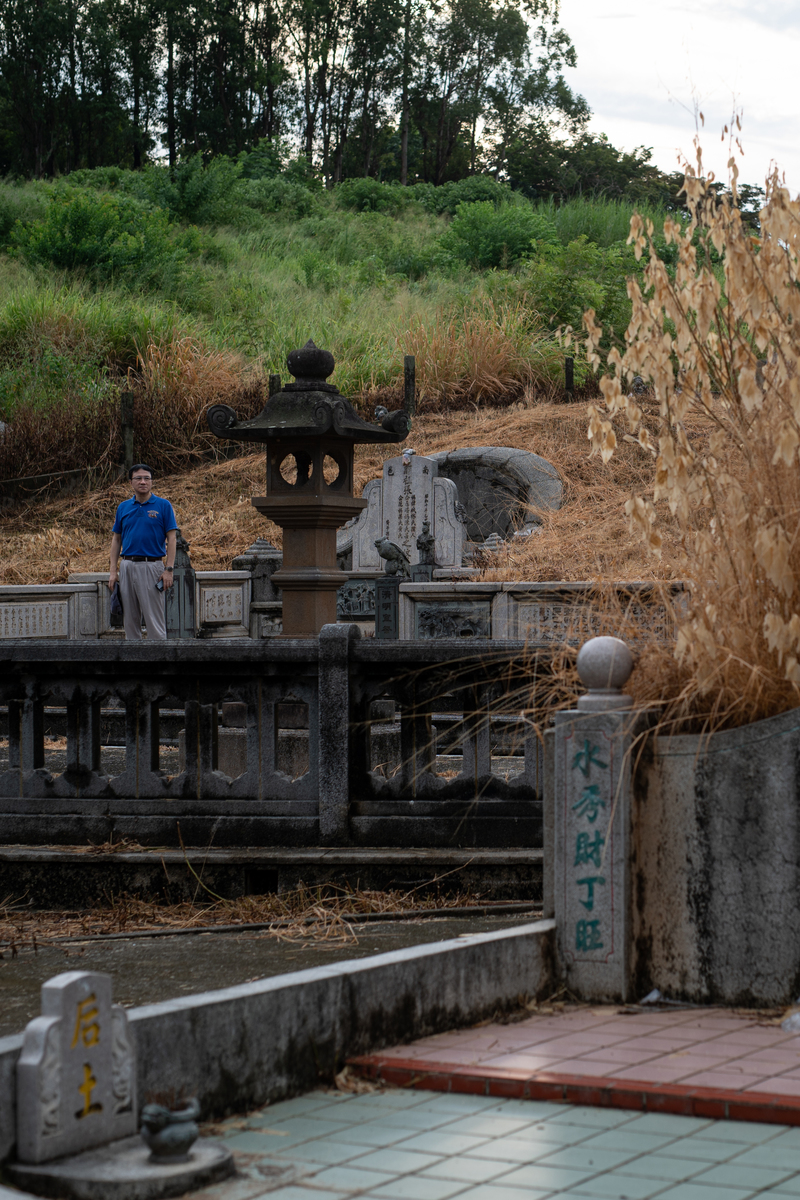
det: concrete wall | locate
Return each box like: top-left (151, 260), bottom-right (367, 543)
top-left (0, 919), bottom-right (555, 1165)
top-left (632, 707), bottom-right (800, 1006)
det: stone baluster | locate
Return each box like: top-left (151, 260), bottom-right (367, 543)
top-left (8, 698), bottom-right (44, 773)
top-left (399, 687), bottom-right (434, 793)
top-left (65, 695), bottom-right (102, 783)
top-left (183, 700), bottom-right (219, 795)
top-left (318, 623), bottom-right (358, 842)
top-left (120, 695), bottom-right (161, 797)
top-left (458, 684), bottom-right (492, 780)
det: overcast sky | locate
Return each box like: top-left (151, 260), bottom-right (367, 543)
top-left (559, 0), bottom-right (800, 194)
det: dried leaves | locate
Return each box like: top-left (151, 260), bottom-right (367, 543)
top-left (587, 147), bottom-right (800, 725)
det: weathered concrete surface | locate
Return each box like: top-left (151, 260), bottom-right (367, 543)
top-left (0, 919), bottom-right (554, 1164)
top-left (632, 707), bottom-right (800, 1006)
top-left (6, 1136), bottom-right (233, 1200)
top-left (430, 446), bottom-right (562, 541)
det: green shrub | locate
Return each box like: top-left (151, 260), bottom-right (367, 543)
top-left (440, 201), bottom-right (559, 269)
top-left (138, 155), bottom-right (245, 225)
top-left (11, 188), bottom-right (192, 283)
top-left (0, 184), bottom-right (48, 247)
top-left (335, 178), bottom-right (411, 214)
top-left (522, 235), bottom-right (637, 336)
top-left (414, 177), bottom-right (515, 215)
top-left (242, 176), bottom-right (319, 218)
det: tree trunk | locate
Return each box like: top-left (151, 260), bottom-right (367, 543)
top-left (400, 0), bottom-right (411, 185)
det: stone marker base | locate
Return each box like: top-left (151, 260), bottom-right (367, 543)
top-left (7, 1136), bottom-right (234, 1200)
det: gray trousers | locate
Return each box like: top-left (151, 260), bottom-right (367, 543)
top-left (119, 559), bottom-right (167, 640)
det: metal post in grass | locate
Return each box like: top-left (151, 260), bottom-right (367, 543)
top-left (404, 355), bottom-right (416, 417)
top-left (565, 356), bottom-right (575, 400)
top-left (120, 391), bottom-right (134, 474)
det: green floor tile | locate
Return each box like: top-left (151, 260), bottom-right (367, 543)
top-left (613, 1155), bottom-right (708, 1183)
top-left (422, 1158), bottom-right (519, 1184)
top-left (535, 1145), bottom-right (643, 1173)
top-left (578, 1128), bottom-right (679, 1154)
top-left (309, 1163), bottom-right (397, 1192)
top-left (698, 1119), bottom-right (789, 1144)
top-left (545, 1106), bottom-right (641, 1130)
top-left (413, 1096), bottom-right (508, 1113)
top-left (658, 1137), bottom-right (742, 1163)
top-left (250, 1188), bottom-right (343, 1200)
top-left (570, 1173), bottom-right (674, 1200)
top-left (365, 1175), bottom-right (469, 1200)
top-left (692, 1161), bottom-right (795, 1189)
top-left (621, 1114), bottom-right (713, 1137)
top-left (257, 1116), bottom-right (354, 1141)
top-left (224, 1131), bottom-right (303, 1154)
top-left (325, 1123), bottom-right (426, 1148)
top-left (395, 1131), bottom-right (491, 1155)
top-left (443, 1185), bottom-right (552, 1200)
top-left (495, 1161), bottom-right (600, 1190)
top-left (443, 1115), bottom-right (540, 1138)
top-left (263, 1139), bottom-right (367, 1165)
top-left (647, 1184), bottom-right (755, 1200)
top-left (461, 1134), bottom-right (555, 1164)
top-left (736, 1145), bottom-right (800, 1172)
top-left (350, 1146), bottom-right (442, 1174)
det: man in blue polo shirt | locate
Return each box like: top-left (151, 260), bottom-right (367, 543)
top-left (108, 463), bottom-right (178, 640)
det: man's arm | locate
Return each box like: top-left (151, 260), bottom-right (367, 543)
top-left (108, 532), bottom-right (121, 592)
top-left (161, 529), bottom-right (177, 589)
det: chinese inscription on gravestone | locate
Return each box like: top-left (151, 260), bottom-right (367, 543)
top-left (16, 970), bottom-right (136, 1164)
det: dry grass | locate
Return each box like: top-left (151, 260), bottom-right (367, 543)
top-left (0, 399), bottom-right (692, 583)
top-left (400, 303), bottom-right (563, 410)
top-left (0, 883), bottom-right (516, 955)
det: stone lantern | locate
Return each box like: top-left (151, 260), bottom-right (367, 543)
top-left (207, 341), bottom-right (410, 636)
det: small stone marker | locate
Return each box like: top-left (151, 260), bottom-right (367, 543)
top-left (375, 575), bottom-right (401, 639)
top-left (16, 970), bottom-right (136, 1164)
top-left (553, 637), bottom-right (639, 1001)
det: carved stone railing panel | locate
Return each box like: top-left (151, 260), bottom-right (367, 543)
top-left (0, 635), bottom-right (546, 847)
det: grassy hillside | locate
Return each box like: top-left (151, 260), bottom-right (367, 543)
top-left (0, 168), bottom-right (677, 480)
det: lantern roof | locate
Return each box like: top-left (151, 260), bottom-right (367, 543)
top-left (207, 340), bottom-right (410, 445)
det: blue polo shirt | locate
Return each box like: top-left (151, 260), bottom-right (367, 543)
top-left (112, 494), bottom-right (178, 558)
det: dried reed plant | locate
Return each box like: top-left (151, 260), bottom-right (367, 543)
top-left (585, 141), bottom-right (800, 729)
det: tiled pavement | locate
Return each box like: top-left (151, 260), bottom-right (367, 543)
top-left (196, 1086), bottom-right (800, 1200)
top-left (349, 1006), bottom-right (800, 1124)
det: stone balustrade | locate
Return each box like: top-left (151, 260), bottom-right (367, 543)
top-left (0, 574), bottom-right (683, 643)
top-left (0, 629), bottom-right (546, 849)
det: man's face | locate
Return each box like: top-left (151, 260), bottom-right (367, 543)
top-left (131, 471), bottom-right (152, 498)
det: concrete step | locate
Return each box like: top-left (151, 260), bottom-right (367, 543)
top-left (0, 845), bottom-right (543, 908)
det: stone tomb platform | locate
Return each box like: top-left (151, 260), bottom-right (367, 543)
top-left (7, 1134), bottom-right (233, 1200)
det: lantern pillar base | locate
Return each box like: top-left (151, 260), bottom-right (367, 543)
top-left (252, 495), bottom-right (367, 638)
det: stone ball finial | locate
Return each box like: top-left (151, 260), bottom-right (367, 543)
top-left (286, 339), bottom-right (335, 384)
top-left (576, 636), bottom-right (633, 712)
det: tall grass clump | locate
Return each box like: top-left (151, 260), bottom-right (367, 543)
top-left (402, 299), bottom-right (562, 409)
top-left (537, 195), bottom-right (670, 249)
top-left (585, 148), bottom-right (800, 728)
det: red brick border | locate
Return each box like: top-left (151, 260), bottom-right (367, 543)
top-left (347, 1055), bottom-right (800, 1126)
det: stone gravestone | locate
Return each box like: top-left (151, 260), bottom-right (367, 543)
top-left (16, 970), bottom-right (136, 1163)
top-left (11, 969), bottom-right (235, 1199)
top-left (339, 452), bottom-right (465, 574)
top-left (552, 638), bottom-right (639, 1002)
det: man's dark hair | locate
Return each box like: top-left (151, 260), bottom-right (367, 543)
top-left (129, 463), bottom-right (154, 480)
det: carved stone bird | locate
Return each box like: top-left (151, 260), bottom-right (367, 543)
top-left (375, 536), bottom-right (410, 577)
